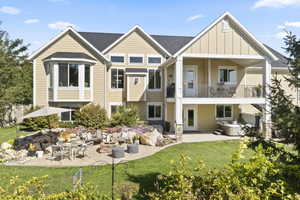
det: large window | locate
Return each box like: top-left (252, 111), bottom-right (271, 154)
top-left (59, 63), bottom-right (79, 87)
top-left (85, 64), bottom-right (90, 87)
top-left (148, 103), bottom-right (162, 120)
top-left (61, 108), bottom-right (76, 121)
top-left (148, 56), bottom-right (162, 65)
top-left (111, 68), bottom-right (124, 89)
top-left (216, 105), bottom-right (233, 120)
top-left (148, 69), bottom-right (161, 90)
top-left (111, 55), bottom-right (124, 63)
top-left (129, 55), bottom-right (143, 64)
top-left (219, 67), bottom-right (236, 84)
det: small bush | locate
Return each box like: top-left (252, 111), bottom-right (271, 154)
top-left (110, 106), bottom-right (139, 127)
top-left (74, 103), bottom-right (107, 129)
top-left (0, 176), bottom-right (109, 200)
top-left (23, 114), bottom-right (59, 131)
top-left (58, 121), bottom-right (76, 128)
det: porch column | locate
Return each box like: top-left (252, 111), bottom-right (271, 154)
top-left (164, 67), bottom-right (168, 124)
top-left (175, 56), bottom-right (183, 141)
top-left (263, 59), bottom-right (272, 139)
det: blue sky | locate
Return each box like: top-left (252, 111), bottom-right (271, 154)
top-left (1, 0), bottom-right (300, 55)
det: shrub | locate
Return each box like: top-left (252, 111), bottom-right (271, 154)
top-left (58, 121), bottom-right (76, 128)
top-left (23, 114), bottom-right (59, 131)
top-left (110, 106), bottom-right (139, 127)
top-left (148, 139), bottom-right (297, 200)
top-left (0, 176), bottom-right (109, 200)
top-left (74, 104), bottom-right (107, 129)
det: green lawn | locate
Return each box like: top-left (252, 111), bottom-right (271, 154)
top-left (0, 126), bottom-right (31, 143)
top-left (0, 140), bottom-right (241, 198)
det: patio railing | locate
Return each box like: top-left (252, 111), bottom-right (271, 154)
top-left (166, 84), bottom-right (264, 98)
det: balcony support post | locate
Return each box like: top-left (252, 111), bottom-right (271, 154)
top-left (263, 59), bottom-right (272, 139)
top-left (175, 56), bottom-right (183, 141)
top-left (208, 59), bottom-right (211, 96)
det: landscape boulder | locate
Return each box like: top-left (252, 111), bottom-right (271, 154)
top-left (140, 129), bottom-right (162, 146)
top-left (1, 142), bottom-right (12, 150)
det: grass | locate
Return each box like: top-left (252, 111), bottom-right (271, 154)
top-left (0, 126), bottom-right (31, 143)
top-left (0, 140), bottom-right (241, 198)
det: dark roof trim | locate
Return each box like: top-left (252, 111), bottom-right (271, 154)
top-left (44, 52), bottom-right (96, 61)
top-left (125, 68), bottom-right (148, 73)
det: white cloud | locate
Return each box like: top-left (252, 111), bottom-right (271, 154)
top-left (277, 25), bottom-right (285, 29)
top-left (275, 31), bottom-right (288, 39)
top-left (0, 6), bottom-right (20, 15)
top-left (48, 21), bottom-right (76, 30)
top-left (186, 14), bottom-right (204, 22)
top-left (252, 0), bottom-right (300, 9)
top-left (24, 19), bottom-right (40, 24)
top-left (284, 21), bottom-right (300, 27)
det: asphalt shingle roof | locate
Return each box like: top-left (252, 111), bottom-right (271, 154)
top-left (78, 31), bottom-right (288, 68)
top-left (44, 52), bottom-right (96, 60)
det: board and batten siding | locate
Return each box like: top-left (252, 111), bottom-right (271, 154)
top-left (33, 32), bottom-right (106, 107)
top-left (183, 19), bottom-right (261, 56)
top-left (106, 30), bottom-right (165, 104)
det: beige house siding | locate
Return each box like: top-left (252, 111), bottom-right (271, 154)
top-left (33, 32), bottom-right (106, 107)
top-left (184, 19), bottom-right (261, 56)
top-left (57, 90), bottom-right (79, 99)
top-left (197, 104), bottom-right (240, 132)
top-left (127, 75), bottom-right (147, 102)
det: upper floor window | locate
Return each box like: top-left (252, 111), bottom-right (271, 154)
top-left (148, 56), bottom-right (162, 65)
top-left (129, 55), bottom-right (143, 64)
top-left (219, 67), bottom-right (236, 84)
top-left (85, 64), bottom-right (90, 87)
top-left (148, 69), bottom-right (161, 90)
top-left (111, 68), bottom-right (124, 89)
top-left (216, 105), bottom-right (232, 120)
top-left (111, 55), bottom-right (124, 63)
top-left (59, 63), bottom-right (78, 87)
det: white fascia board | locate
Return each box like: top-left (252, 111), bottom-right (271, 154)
top-left (48, 99), bottom-right (92, 102)
top-left (28, 27), bottom-right (110, 63)
top-left (174, 12), bottom-right (278, 61)
top-left (102, 25), bottom-right (171, 56)
top-left (182, 53), bottom-right (264, 60)
top-left (182, 98), bottom-right (266, 105)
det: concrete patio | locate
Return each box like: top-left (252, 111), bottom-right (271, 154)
top-left (182, 133), bottom-right (240, 143)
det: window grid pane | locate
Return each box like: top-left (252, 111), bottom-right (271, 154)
top-left (155, 105), bottom-right (161, 118)
top-left (130, 56), bottom-right (143, 63)
top-left (148, 105), bottom-right (155, 118)
top-left (69, 64), bottom-right (79, 87)
top-left (111, 56), bottom-right (124, 63)
top-left (59, 63), bottom-right (68, 87)
top-left (216, 105), bottom-right (224, 118)
top-left (149, 70), bottom-right (155, 89)
top-left (148, 57), bottom-right (161, 64)
top-left (225, 106), bottom-right (232, 118)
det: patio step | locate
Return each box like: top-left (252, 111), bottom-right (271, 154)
top-left (213, 129), bottom-right (224, 135)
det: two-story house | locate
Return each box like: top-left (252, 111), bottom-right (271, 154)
top-left (28, 12), bottom-right (296, 138)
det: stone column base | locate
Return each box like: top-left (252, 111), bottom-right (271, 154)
top-left (175, 123), bottom-right (183, 142)
top-left (263, 122), bottom-right (272, 139)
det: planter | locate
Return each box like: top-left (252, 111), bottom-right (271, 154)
top-left (27, 150), bottom-right (36, 157)
top-left (36, 150), bottom-right (44, 158)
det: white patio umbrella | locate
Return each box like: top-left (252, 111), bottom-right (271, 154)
top-left (23, 106), bottom-right (70, 119)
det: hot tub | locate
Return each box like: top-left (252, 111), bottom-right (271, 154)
top-left (217, 121), bottom-right (242, 136)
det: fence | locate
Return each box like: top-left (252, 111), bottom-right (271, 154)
top-left (0, 104), bottom-right (32, 127)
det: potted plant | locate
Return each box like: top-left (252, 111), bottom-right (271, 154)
top-left (132, 135), bottom-right (140, 144)
top-left (28, 143), bottom-right (37, 157)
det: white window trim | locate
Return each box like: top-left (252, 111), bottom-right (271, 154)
top-left (109, 53), bottom-right (125, 65)
top-left (147, 54), bottom-right (163, 66)
top-left (215, 104), bottom-right (233, 120)
top-left (147, 68), bottom-right (162, 92)
top-left (128, 54), bottom-right (144, 65)
top-left (109, 102), bottom-right (124, 118)
top-left (147, 102), bottom-right (163, 120)
top-left (110, 67), bottom-right (125, 91)
top-left (218, 66), bottom-right (237, 85)
top-left (84, 64), bottom-right (91, 88)
top-left (60, 107), bottom-right (75, 122)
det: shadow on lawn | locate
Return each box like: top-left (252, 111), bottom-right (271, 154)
top-left (126, 172), bottom-right (160, 200)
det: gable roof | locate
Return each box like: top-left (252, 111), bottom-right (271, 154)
top-left (173, 12), bottom-right (278, 61)
top-left (264, 45), bottom-right (289, 68)
top-left (101, 25), bottom-right (172, 56)
top-left (44, 52), bottom-right (96, 63)
top-left (78, 31), bottom-right (193, 56)
top-left (28, 27), bottom-right (109, 63)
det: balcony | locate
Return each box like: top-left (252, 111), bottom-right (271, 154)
top-left (166, 84), bottom-right (264, 98)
